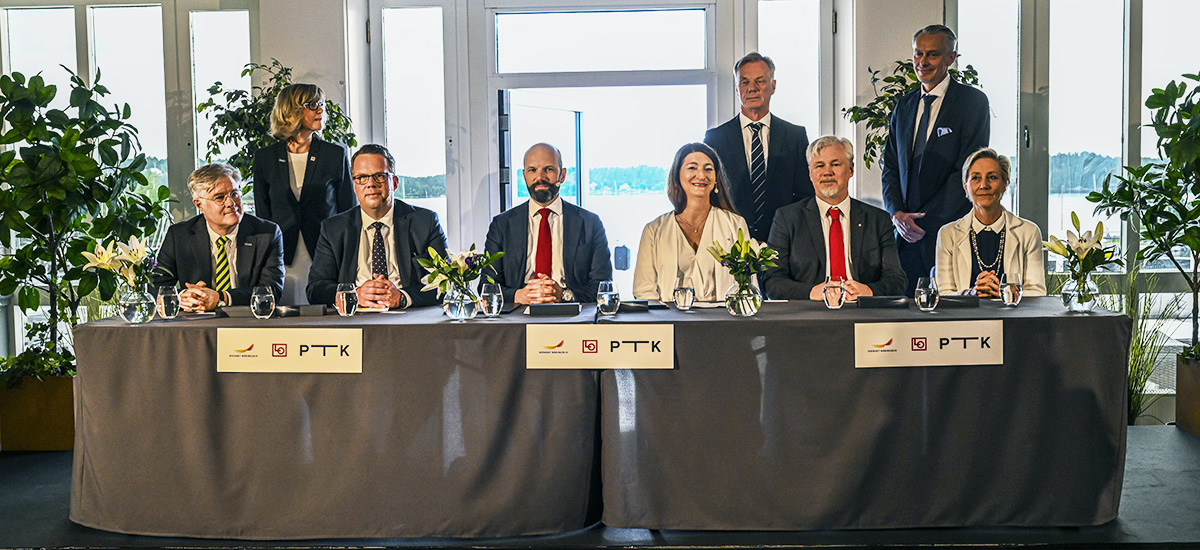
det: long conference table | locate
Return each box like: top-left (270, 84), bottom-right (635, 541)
top-left (70, 297), bottom-right (1130, 539)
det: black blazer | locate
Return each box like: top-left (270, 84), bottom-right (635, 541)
top-left (153, 214), bottom-right (285, 305)
top-left (252, 136), bottom-right (356, 264)
top-left (704, 114), bottom-right (813, 242)
top-left (483, 200), bottom-right (613, 304)
top-left (762, 198), bottom-right (907, 299)
top-left (305, 200), bottom-right (448, 308)
top-left (881, 80), bottom-right (990, 260)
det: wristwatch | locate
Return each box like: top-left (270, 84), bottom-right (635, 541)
top-left (562, 288), bottom-right (575, 302)
top-left (397, 291), bottom-right (409, 309)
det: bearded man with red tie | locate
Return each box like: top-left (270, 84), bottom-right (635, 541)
top-left (484, 143), bottom-right (613, 305)
top-left (762, 136), bottom-right (907, 300)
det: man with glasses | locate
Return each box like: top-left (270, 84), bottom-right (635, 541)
top-left (306, 144), bottom-right (448, 309)
top-left (154, 163), bottom-right (285, 312)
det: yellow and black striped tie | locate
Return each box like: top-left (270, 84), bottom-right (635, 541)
top-left (214, 236), bottom-right (231, 292)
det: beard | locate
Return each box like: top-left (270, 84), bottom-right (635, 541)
top-left (528, 181), bottom-right (560, 204)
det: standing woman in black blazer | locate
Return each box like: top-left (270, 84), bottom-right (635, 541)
top-left (253, 84), bottom-right (356, 305)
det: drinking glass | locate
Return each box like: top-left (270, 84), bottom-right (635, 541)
top-left (250, 286), bottom-right (276, 319)
top-left (335, 283), bottom-right (358, 317)
top-left (156, 286), bottom-right (180, 319)
top-left (673, 276), bottom-right (695, 310)
top-left (597, 280), bottom-right (620, 315)
top-left (1000, 273), bottom-right (1023, 306)
top-left (480, 283), bottom-right (503, 317)
top-left (914, 277), bottom-right (939, 312)
top-left (823, 277), bottom-right (846, 310)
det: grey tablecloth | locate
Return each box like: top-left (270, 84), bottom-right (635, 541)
top-left (599, 297), bottom-right (1131, 529)
top-left (70, 307), bottom-right (599, 539)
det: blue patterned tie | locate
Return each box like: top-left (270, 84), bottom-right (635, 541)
top-left (748, 122), bottom-right (768, 230)
top-left (370, 222), bottom-right (387, 277)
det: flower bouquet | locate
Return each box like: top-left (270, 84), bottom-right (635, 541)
top-left (707, 229), bottom-right (778, 316)
top-left (419, 245), bottom-right (504, 321)
top-left (82, 236), bottom-right (162, 323)
top-left (1043, 212), bottom-right (1122, 312)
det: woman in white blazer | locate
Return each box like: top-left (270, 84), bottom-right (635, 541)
top-left (935, 148), bottom-right (1047, 297)
top-left (634, 142), bottom-right (750, 302)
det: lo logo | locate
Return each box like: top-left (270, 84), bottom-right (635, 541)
top-left (272, 343), bottom-right (287, 357)
top-left (582, 340), bottom-right (598, 353)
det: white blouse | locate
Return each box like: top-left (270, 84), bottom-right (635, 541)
top-left (633, 208), bottom-right (751, 302)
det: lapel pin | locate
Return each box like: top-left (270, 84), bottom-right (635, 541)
top-left (310, 156), bottom-right (316, 162)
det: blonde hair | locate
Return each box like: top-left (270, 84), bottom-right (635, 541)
top-left (187, 163), bottom-right (240, 199)
top-left (269, 83), bottom-right (324, 140)
top-left (962, 147), bottom-right (1011, 185)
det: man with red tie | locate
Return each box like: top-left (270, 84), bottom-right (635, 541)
top-left (484, 143), bottom-right (613, 304)
top-left (762, 136), bottom-right (907, 300)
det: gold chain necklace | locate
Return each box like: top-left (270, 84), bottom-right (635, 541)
top-left (969, 228), bottom-right (1006, 272)
top-left (676, 215), bottom-right (705, 234)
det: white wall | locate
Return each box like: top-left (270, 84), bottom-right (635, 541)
top-left (257, 0), bottom-right (351, 112)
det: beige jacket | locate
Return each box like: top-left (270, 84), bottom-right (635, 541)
top-left (935, 209), bottom-right (1047, 296)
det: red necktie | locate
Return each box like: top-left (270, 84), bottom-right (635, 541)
top-left (829, 207), bottom-right (847, 281)
top-left (536, 208), bottom-right (552, 278)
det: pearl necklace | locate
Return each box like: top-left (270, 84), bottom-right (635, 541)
top-left (969, 228), bottom-right (1006, 272)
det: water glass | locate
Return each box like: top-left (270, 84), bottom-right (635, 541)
top-left (673, 276), bottom-right (695, 310)
top-left (823, 277), bottom-right (846, 310)
top-left (597, 280), bottom-right (621, 315)
top-left (250, 286), bottom-right (276, 319)
top-left (335, 283), bottom-right (358, 317)
top-left (1000, 273), bottom-right (1023, 306)
top-left (156, 286), bottom-right (180, 319)
top-left (480, 283), bottom-right (503, 317)
top-left (914, 277), bottom-right (939, 312)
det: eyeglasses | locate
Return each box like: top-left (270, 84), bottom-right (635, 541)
top-left (203, 189), bottom-right (242, 204)
top-left (352, 172), bottom-right (392, 186)
top-left (303, 100), bottom-right (326, 112)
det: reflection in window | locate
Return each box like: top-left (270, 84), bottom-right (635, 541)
top-left (383, 6), bottom-right (447, 224)
top-left (495, 10), bottom-right (706, 74)
top-left (757, 0), bottom-right (820, 135)
top-left (1, 7), bottom-right (76, 111)
top-left (191, 10), bottom-right (251, 166)
top-left (957, 0), bottom-right (1018, 212)
top-left (1047, 0), bottom-right (1123, 273)
top-left (91, 5), bottom-right (169, 192)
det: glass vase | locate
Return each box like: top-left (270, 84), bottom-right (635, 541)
top-left (119, 283), bottom-right (156, 324)
top-left (1061, 276), bottom-right (1099, 313)
top-left (443, 284), bottom-right (480, 322)
top-left (724, 281), bottom-right (762, 317)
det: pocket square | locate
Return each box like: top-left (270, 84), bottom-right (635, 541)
top-left (937, 127), bottom-right (952, 137)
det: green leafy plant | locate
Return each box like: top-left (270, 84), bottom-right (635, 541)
top-left (196, 59), bottom-right (357, 186)
top-left (0, 68), bottom-right (171, 361)
top-left (0, 320), bottom-right (75, 388)
top-left (707, 229), bottom-right (778, 293)
top-left (841, 60), bottom-right (980, 168)
top-left (420, 246), bottom-right (504, 297)
top-left (1090, 72), bottom-right (1200, 357)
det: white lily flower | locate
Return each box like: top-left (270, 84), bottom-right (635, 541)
top-left (116, 236), bottom-right (149, 264)
top-left (82, 240), bottom-right (119, 271)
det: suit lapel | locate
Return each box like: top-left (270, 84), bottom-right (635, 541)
top-left (189, 219), bottom-right (213, 284)
top-left (849, 202), bottom-right (867, 280)
top-left (343, 210), bottom-right (363, 283)
top-left (392, 200), bottom-right (414, 284)
top-left (235, 220), bottom-right (256, 288)
top-left (562, 202), bottom-right (583, 285)
top-left (298, 138), bottom-right (320, 204)
top-left (767, 118), bottom-right (784, 176)
top-left (930, 81), bottom-right (960, 151)
top-left (507, 205), bottom-right (529, 281)
top-left (897, 94), bottom-right (918, 203)
top-left (804, 201), bottom-right (826, 276)
top-left (273, 143), bottom-right (300, 208)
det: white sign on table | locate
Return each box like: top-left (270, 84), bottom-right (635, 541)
top-left (526, 324), bottom-right (674, 369)
top-left (216, 328), bottom-right (363, 373)
top-left (854, 320), bottom-right (1003, 368)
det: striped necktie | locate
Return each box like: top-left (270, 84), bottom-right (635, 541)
top-left (748, 122), bottom-right (768, 230)
top-left (214, 236), bottom-right (231, 292)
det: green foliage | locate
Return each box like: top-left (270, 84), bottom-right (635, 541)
top-left (707, 229), bottom-right (778, 291)
top-left (0, 320), bottom-right (76, 388)
top-left (841, 60), bottom-right (980, 169)
top-left (418, 245), bottom-right (504, 297)
top-left (196, 59), bottom-right (357, 188)
top-left (1091, 71), bottom-right (1200, 352)
top-left (0, 67), bottom-right (172, 360)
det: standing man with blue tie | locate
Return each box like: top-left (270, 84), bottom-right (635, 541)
top-left (882, 24), bottom-right (990, 295)
top-left (704, 52), bottom-right (813, 244)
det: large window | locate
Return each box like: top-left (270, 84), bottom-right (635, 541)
top-left (957, 0), bottom-right (1018, 211)
top-left (2, 7), bottom-right (76, 110)
top-left (757, 0), bottom-right (820, 134)
top-left (190, 9), bottom-right (251, 166)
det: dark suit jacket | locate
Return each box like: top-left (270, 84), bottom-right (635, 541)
top-left (306, 200), bottom-right (448, 308)
top-left (704, 114), bottom-right (813, 242)
top-left (252, 136), bottom-right (356, 264)
top-left (762, 198), bottom-right (907, 299)
top-left (153, 214), bottom-right (285, 305)
top-left (484, 200), bottom-right (613, 304)
top-left (881, 80), bottom-right (990, 263)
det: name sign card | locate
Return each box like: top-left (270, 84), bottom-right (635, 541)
top-left (854, 320), bottom-right (1003, 368)
top-left (526, 324), bottom-right (674, 369)
top-left (217, 328), bottom-right (363, 373)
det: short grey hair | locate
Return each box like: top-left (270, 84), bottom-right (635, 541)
top-left (187, 163), bottom-right (240, 199)
top-left (806, 135), bottom-right (855, 164)
top-left (962, 147), bottom-right (1011, 185)
top-left (734, 52), bottom-right (775, 78)
top-left (913, 24), bottom-right (958, 52)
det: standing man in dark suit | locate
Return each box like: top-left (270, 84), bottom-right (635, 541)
top-left (882, 24), bottom-right (990, 295)
top-left (704, 52), bottom-right (813, 243)
top-left (154, 163), bottom-right (285, 312)
top-left (306, 144), bottom-right (448, 309)
top-left (763, 136), bottom-right (907, 300)
top-left (484, 143), bottom-right (612, 305)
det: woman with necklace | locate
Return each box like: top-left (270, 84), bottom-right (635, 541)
top-left (252, 84), bottom-right (355, 305)
top-left (935, 148), bottom-right (1046, 297)
top-left (633, 142), bottom-right (750, 302)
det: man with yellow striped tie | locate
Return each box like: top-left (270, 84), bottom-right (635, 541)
top-left (154, 163), bottom-right (285, 312)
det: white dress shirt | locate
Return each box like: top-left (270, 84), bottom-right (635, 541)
top-left (815, 196), bottom-right (854, 281)
top-left (523, 197), bottom-right (566, 286)
top-left (914, 76), bottom-right (951, 146)
top-left (355, 207), bottom-right (400, 286)
top-left (739, 112), bottom-right (772, 169)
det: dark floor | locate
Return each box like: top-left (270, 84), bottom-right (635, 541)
top-left (2, 426), bottom-right (1199, 549)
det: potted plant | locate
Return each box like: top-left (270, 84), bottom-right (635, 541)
top-left (196, 59), bottom-right (357, 187)
top-left (1089, 71), bottom-right (1200, 436)
top-left (0, 68), bottom-right (170, 449)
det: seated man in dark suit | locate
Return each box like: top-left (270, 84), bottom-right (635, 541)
top-left (704, 51), bottom-right (813, 243)
top-left (306, 144), bottom-right (448, 309)
top-left (154, 163), bottom-right (285, 312)
top-left (763, 136), bottom-right (907, 300)
top-left (484, 143), bottom-right (612, 304)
